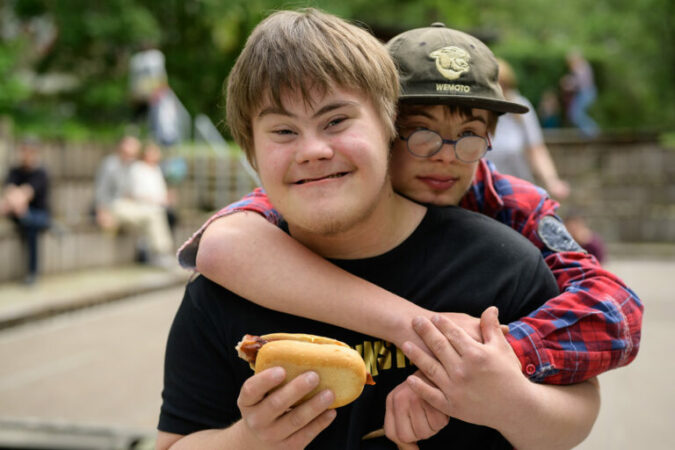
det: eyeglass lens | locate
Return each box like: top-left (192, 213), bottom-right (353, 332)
top-left (408, 130), bottom-right (486, 162)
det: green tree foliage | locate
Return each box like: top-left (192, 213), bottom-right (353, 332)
top-left (0, 0), bottom-right (672, 139)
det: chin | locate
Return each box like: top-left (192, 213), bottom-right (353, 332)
top-left (406, 189), bottom-right (457, 207)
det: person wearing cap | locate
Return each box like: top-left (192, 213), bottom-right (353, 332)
top-left (1, 139), bottom-right (51, 284)
top-left (159, 11), bottom-right (615, 448)
top-left (180, 21), bottom-right (641, 390)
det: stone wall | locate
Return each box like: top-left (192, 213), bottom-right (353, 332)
top-left (546, 132), bottom-right (674, 243)
top-left (1, 134), bottom-right (672, 281)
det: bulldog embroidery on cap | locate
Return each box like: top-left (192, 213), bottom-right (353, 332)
top-left (429, 46), bottom-right (471, 81)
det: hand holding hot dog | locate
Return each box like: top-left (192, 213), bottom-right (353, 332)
top-left (237, 333), bottom-right (374, 409)
top-left (236, 366), bottom-right (337, 449)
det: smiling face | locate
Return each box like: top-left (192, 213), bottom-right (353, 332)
top-left (252, 86), bottom-right (393, 238)
top-left (390, 105), bottom-right (490, 206)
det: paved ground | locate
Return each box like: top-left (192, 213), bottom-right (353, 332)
top-left (0, 256), bottom-right (672, 448)
top-left (576, 258), bottom-right (674, 449)
top-left (0, 285), bottom-right (184, 448)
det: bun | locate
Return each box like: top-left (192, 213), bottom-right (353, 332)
top-left (236, 333), bottom-right (373, 409)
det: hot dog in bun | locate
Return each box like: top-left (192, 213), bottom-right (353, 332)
top-left (236, 333), bottom-right (374, 408)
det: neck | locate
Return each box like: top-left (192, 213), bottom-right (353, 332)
top-left (288, 190), bottom-right (427, 260)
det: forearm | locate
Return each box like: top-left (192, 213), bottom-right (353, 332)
top-left (527, 143), bottom-right (561, 188)
top-left (495, 186), bottom-right (643, 383)
top-left (157, 421), bottom-right (251, 450)
top-left (196, 211), bottom-right (432, 347)
top-left (507, 251), bottom-right (643, 383)
top-left (497, 378), bottom-right (600, 450)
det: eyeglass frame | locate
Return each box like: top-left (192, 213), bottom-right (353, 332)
top-left (398, 129), bottom-right (493, 162)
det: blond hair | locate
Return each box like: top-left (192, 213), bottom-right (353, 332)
top-left (496, 58), bottom-right (518, 93)
top-left (225, 8), bottom-right (399, 166)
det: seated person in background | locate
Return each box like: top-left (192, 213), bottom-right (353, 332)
top-left (0, 139), bottom-right (51, 284)
top-left (1, 138), bottom-right (50, 284)
top-left (129, 140), bottom-right (178, 232)
top-left (158, 10), bottom-right (601, 449)
top-left (564, 210), bottom-right (606, 263)
top-left (94, 135), bottom-right (173, 266)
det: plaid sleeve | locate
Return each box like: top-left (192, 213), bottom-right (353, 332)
top-left (176, 187), bottom-right (280, 269)
top-left (467, 161), bottom-right (643, 384)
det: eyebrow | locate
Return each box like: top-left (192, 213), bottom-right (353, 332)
top-left (400, 110), bottom-right (487, 125)
top-left (257, 100), bottom-right (358, 119)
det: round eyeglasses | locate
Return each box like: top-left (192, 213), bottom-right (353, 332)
top-left (399, 129), bottom-right (492, 162)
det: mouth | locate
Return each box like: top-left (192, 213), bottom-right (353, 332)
top-left (294, 172), bottom-right (350, 185)
top-left (417, 175), bottom-right (458, 190)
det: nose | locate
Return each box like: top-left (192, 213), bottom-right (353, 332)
top-left (294, 133), bottom-right (334, 164)
top-left (430, 141), bottom-right (456, 164)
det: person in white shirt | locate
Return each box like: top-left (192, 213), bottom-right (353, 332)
top-left (488, 59), bottom-right (570, 201)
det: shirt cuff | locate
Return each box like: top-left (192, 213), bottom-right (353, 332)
top-left (506, 320), bottom-right (558, 382)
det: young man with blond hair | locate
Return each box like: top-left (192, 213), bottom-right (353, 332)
top-left (157, 9), bottom-right (606, 449)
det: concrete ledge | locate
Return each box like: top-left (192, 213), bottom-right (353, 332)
top-left (607, 242), bottom-right (675, 260)
top-left (0, 265), bottom-right (191, 330)
top-left (0, 417), bottom-right (154, 449)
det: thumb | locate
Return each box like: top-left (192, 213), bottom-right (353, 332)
top-left (397, 443), bottom-right (420, 450)
top-left (480, 306), bottom-right (501, 344)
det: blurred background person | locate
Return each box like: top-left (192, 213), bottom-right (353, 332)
top-left (129, 46), bottom-right (188, 148)
top-left (0, 139), bottom-right (51, 284)
top-left (129, 140), bottom-right (178, 233)
top-left (538, 88), bottom-right (562, 129)
top-left (488, 58), bottom-right (571, 201)
top-left (564, 210), bottom-right (606, 263)
top-left (94, 135), bottom-right (174, 267)
top-left (560, 50), bottom-right (599, 137)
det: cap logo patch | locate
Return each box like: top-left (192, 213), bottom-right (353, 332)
top-left (429, 46), bottom-right (471, 81)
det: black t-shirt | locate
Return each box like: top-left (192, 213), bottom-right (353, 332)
top-left (5, 166), bottom-right (50, 212)
top-left (159, 206), bottom-right (559, 449)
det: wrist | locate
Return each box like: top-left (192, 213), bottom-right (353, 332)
top-left (491, 376), bottom-right (540, 437)
top-left (387, 303), bottom-right (433, 348)
top-left (228, 420), bottom-right (259, 449)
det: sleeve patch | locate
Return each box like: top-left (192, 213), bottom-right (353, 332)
top-left (537, 216), bottom-right (585, 253)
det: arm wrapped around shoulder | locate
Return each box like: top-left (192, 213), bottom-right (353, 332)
top-left (236, 333), bottom-right (374, 408)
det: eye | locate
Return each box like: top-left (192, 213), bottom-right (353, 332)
top-left (459, 129), bottom-right (480, 138)
top-left (268, 127), bottom-right (297, 143)
top-left (326, 116), bottom-right (348, 130)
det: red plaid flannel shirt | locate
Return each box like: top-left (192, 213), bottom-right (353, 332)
top-left (177, 160), bottom-right (642, 384)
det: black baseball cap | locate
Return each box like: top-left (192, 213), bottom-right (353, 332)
top-left (386, 23), bottom-right (528, 114)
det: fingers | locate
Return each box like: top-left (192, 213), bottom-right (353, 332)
top-left (422, 400), bottom-right (450, 432)
top-left (397, 442), bottom-right (420, 450)
top-left (238, 367), bottom-right (286, 408)
top-left (406, 374), bottom-right (451, 416)
top-left (262, 371), bottom-right (320, 414)
top-left (413, 316), bottom-right (470, 358)
top-left (480, 307), bottom-right (512, 352)
top-left (285, 405), bottom-right (337, 448)
top-left (401, 339), bottom-right (447, 389)
top-left (384, 385), bottom-right (417, 444)
top-left (277, 388), bottom-right (335, 436)
top-left (407, 316), bottom-right (475, 381)
top-left (239, 369), bottom-right (330, 444)
top-left (479, 306), bottom-right (500, 344)
top-left (385, 380), bottom-right (449, 445)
